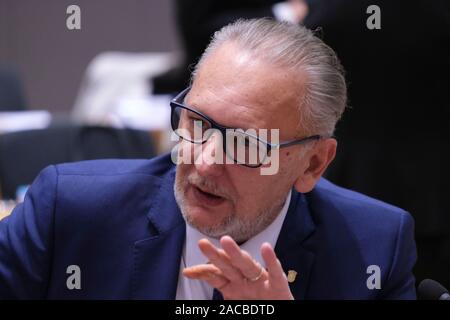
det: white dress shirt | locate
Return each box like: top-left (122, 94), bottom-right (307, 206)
top-left (176, 191), bottom-right (292, 300)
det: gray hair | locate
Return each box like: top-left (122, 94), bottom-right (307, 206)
top-left (192, 18), bottom-right (347, 137)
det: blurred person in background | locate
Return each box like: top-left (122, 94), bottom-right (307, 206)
top-left (152, 0), bottom-right (309, 94)
top-left (0, 65), bottom-right (27, 111)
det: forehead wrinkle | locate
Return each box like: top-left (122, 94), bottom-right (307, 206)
top-left (186, 86), bottom-right (267, 130)
top-left (187, 87), bottom-right (300, 140)
top-left (188, 44), bottom-right (305, 138)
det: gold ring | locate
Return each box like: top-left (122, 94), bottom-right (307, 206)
top-left (248, 265), bottom-right (264, 282)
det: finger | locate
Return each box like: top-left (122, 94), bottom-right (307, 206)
top-left (220, 236), bottom-right (267, 281)
top-left (198, 238), bottom-right (244, 282)
top-left (183, 263), bottom-right (222, 278)
top-left (183, 264), bottom-right (229, 290)
top-left (261, 242), bottom-right (287, 283)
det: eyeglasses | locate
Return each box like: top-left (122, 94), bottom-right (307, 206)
top-left (170, 87), bottom-right (322, 168)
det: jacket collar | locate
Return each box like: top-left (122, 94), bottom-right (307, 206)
top-left (275, 190), bottom-right (316, 300)
top-left (132, 167), bottom-right (186, 299)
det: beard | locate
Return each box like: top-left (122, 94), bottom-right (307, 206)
top-left (174, 168), bottom-right (285, 243)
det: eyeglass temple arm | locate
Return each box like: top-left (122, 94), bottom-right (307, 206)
top-left (271, 135), bottom-right (322, 149)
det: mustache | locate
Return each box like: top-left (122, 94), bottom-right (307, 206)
top-left (187, 174), bottom-right (231, 200)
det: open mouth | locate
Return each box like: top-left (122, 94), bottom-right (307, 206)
top-left (197, 186), bottom-right (222, 198)
top-left (192, 185), bottom-right (226, 206)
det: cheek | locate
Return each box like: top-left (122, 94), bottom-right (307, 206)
top-left (227, 172), bottom-right (252, 196)
top-left (229, 169), bottom-right (280, 204)
top-left (281, 151), bottom-right (303, 177)
top-left (178, 141), bottom-right (195, 163)
top-left (176, 163), bottom-right (193, 184)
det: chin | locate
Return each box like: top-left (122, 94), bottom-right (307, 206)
top-left (184, 204), bottom-right (227, 230)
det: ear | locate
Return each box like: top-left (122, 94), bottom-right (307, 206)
top-left (293, 138), bottom-right (337, 193)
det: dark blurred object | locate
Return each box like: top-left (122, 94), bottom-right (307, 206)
top-left (304, 0), bottom-right (450, 139)
top-left (418, 279), bottom-right (450, 300)
top-left (0, 125), bottom-right (155, 199)
top-left (0, 66), bottom-right (27, 111)
top-left (305, 0), bottom-right (450, 287)
top-left (153, 0), bottom-right (279, 94)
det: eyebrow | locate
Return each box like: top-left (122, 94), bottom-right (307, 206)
top-left (184, 99), bottom-right (251, 132)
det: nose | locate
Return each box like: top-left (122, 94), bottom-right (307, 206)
top-left (193, 133), bottom-right (225, 177)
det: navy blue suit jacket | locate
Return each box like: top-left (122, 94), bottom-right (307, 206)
top-left (0, 154), bottom-right (417, 299)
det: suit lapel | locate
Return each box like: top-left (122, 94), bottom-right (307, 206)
top-left (275, 190), bottom-right (316, 300)
top-left (132, 168), bottom-right (186, 299)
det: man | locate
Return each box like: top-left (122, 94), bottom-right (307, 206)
top-left (0, 19), bottom-right (416, 299)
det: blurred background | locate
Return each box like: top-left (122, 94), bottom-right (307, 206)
top-left (0, 0), bottom-right (179, 114)
top-left (0, 0), bottom-right (449, 293)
